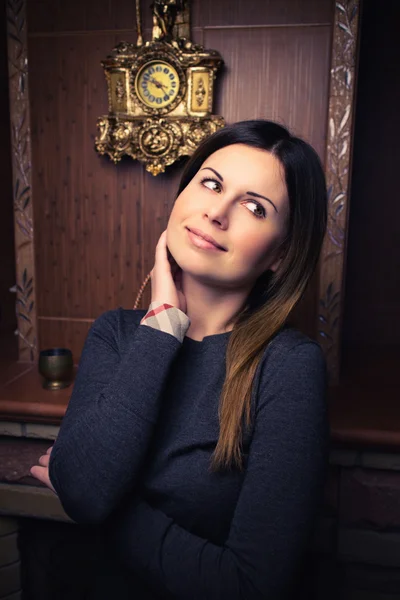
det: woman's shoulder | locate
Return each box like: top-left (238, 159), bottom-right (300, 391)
top-left (260, 325), bottom-right (326, 377)
top-left (269, 324), bottom-right (321, 349)
top-left (254, 326), bottom-right (327, 417)
top-left (90, 307), bottom-right (147, 339)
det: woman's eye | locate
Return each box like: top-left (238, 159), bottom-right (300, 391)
top-left (201, 178), bottom-right (222, 193)
top-left (244, 201), bottom-right (266, 219)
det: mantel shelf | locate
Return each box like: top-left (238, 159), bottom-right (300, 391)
top-left (0, 361), bottom-right (74, 424)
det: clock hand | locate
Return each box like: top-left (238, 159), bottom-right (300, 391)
top-left (151, 77), bottom-right (168, 92)
top-left (149, 76), bottom-right (169, 93)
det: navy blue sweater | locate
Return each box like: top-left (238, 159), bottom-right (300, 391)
top-left (49, 308), bottom-right (328, 599)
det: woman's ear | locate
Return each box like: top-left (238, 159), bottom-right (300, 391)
top-left (269, 233), bottom-right (289, 272)
top-left (269, 242), bottom-right (288, 273)
top-left (269, 255), bottom-right (283, 273)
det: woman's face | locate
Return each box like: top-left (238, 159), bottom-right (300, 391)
top-left (167, 143), bottom-right (289, 290)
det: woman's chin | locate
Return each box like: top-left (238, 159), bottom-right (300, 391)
top-left (180, 268), bottom-right (242, 291)
top-left (181, 266), bottom-right (221, 284)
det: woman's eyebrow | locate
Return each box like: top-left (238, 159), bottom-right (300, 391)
top-left (247, 191), bottom-right (278, 213)
top-left (200, 167), bottom-right (278, 213)
top-left (200, 167), bottom-right (223, 181)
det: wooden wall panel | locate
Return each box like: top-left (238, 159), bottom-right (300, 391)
top-left (27, 1), bottom-right (138, 34)
top-left (26, 0), bottom-right (334, 358)
top-left (29, 34), bottom-right (143, 319)
top-left (205, 26), bottom-right (331, 157)
top-left (27, 0), bottom-right (333, 33)
top-left (192, 0), bottom-right (333, 27)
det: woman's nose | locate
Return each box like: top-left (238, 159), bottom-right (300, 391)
top-left (204, 200), bottom-right (231, 229)
top-left (204, 209), bottom-right (228, 229)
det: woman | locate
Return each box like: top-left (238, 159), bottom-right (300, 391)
top-left (31, 120), bottom-right (328, 599)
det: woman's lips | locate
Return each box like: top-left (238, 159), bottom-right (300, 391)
top-left (186, 228), bottom-right (225, 251)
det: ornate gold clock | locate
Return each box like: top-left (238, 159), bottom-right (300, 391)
top-left (94, 1), bottom-right (225, 175)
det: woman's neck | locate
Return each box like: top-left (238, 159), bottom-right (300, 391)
top-left (182, 273), bottom-right (249, 341)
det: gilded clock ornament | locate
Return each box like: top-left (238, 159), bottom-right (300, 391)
top-left (94, 0), bottom-right (224, 175)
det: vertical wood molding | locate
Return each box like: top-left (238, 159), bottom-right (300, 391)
top-left (6, 0), bottom-right (38, 361)
top-left (317, 0), bottom-right (360, 383)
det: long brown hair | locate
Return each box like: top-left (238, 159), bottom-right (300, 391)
top-left (135, 120), bottom-right (327, 470)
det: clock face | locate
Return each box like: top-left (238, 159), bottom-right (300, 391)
top-left (135, 61), bottom-right (180, 109)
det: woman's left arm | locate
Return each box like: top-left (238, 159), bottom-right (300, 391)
top-left (110, 341), bottom-right (329, 600)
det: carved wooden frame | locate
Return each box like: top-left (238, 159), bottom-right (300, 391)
top-left (6, 0), bottom-right (361, 381)
top-left (6, 0), bottom-right (37, 362)
top-left (317, 0), bottom-right (360, 383)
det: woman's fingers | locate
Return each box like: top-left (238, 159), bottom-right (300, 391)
top-left (38, 453), bottom-right (50, 467)
top-left (154, 230), bottom-right (170, 268)
top-left (30, 448), bottom-right (56, 493)
top-left (30, 464), bottom-right (56, 493)
top-left (150, 229), bottom-right (186, 312)
top-left (30, 465), bottom-right (46, 482)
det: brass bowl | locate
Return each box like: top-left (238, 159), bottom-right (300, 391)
top-left (38, 348), bottom-right (74, 390)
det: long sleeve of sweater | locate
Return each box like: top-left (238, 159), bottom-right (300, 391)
top-left (49, 308), bottom-right (186, 524)
top-left (109, 342), bottom-right (329, 599)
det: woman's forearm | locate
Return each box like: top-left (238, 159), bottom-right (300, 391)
top-left (49, 309), bottom-right (187, 524)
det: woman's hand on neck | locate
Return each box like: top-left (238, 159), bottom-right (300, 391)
top-left (150, 230), bottom-right (187, 313)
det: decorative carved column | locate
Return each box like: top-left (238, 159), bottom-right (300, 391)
top-left (6, 0), bottom-right (38, 362)
top-left (318, 0), bottom-right (361, 383)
